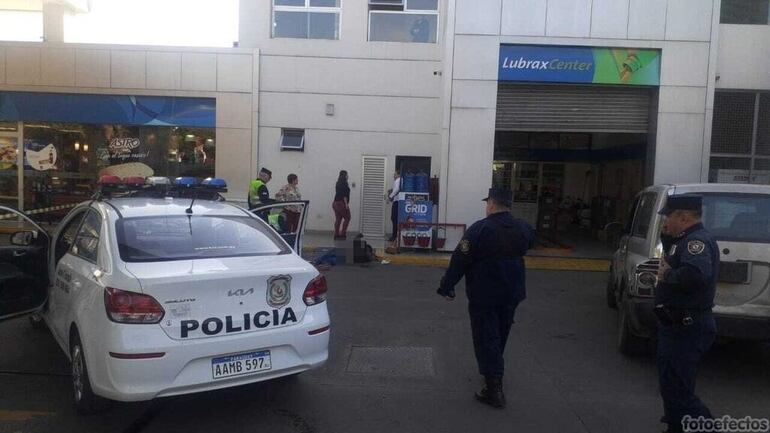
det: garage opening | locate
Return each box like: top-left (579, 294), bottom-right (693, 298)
top-left (493, 83), bottom-right (658, 257)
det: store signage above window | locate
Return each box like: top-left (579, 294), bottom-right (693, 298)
top-left (499, 45), bottom-right (661, 86)
top-left (0, 92), bottom-right (215, 128)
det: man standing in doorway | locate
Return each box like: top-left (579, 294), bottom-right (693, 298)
top-left (655, 195), bottom-right (718, 433)
top-left (388, 170), bottom-right (402, 242)
top-left (248, 167), bottom-right (273, 209)
top-left (436, 188), bottom-right (535, 408)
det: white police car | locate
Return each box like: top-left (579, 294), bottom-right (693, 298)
top-left (0, 177), bottom-right (329, 414)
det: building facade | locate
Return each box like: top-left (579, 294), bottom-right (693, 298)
top-left (0, 0), bottom-right (768, 241)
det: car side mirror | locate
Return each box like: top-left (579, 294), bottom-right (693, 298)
top-left (10, 231), bottom-right (35, 246)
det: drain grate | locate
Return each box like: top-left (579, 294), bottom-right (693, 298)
top-left (346, 346), bottom-right (435, 377)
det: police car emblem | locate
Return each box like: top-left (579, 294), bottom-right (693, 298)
top-left (267, 275), bottom-right (292, 308)
top-left (687, 240), bottom-right (705, 255)
top-left (459, 239), bottom-right (471, 254)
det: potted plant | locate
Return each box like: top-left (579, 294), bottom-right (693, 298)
top-left (417, 231), bottom-right (431, 248)
top-left (402, 230), bottom-right (417, 246)
top-left (434, 227), bottom-right (447, 249)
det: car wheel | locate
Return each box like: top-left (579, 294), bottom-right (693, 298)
top-left (28, 314), bottom-right (45, 330)
top-left (70, 330), bottom-right (110, 415)
top-left (617, 295), bottom-right (649, 356)
top-left (606, 272), bottom-right (618, 310)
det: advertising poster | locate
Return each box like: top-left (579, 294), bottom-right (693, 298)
top-left (0, 137), bottom-right (17, 170)
top-left (23, 139), bottom-right (57, 171)
top-left (399, 192), bottom-right (433, 248)
top-left (499, 45), bottom-right (661, 86)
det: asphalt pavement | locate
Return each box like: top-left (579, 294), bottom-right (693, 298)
top-left (1, 265), bottom-right (768, 433)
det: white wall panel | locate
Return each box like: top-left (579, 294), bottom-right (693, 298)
top-left (41, 47), bottom-right (75, 86)
top-left (111, 50), bottom-right (146, 89)
top-left (75, 49), bottom-right (110, 88)
top-left (453, 35), bottom-right (499, 81)
top-left (654, 113), bottom-right (706, 184)
top-left (628, 0), bottom-right (667, 40)
top-left (659, 86), bottom-right (707, 114)
top-left (660, 42), bottom-right (710, 87)
top-left (666, 0), bottom-right (713, 41)
top-left (451, 80), bottom-right (498, 109)
top-left (217, 54), bottom-right (253, 93)
top-left (717, 25), bottom-right (770, 90)
top-left (260, 92), bottom-right (440, 135)
top-left (260, 56), bottom-right (442, 98)
top-left (590, 0), bottom-right (629, 39)
top-left (181, 53), bottom-right (217, 91)
top-left (216, 92), bottom-right (252, 129)
top-left (6, 46), bottom-right (40, 86)
top-left (147, 51), bottom-right (181, 90)
top-left (455, 0), bottom-right (502, 35)
top-left (501, 0), bottom-right (547, 36)
top-left (546, 0), bottom-right (591, 38)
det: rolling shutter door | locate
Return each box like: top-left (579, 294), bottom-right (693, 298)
top-left (361, 156), bottom-right (387, 238)
top-left (496, 83), bottom-right (652, 133)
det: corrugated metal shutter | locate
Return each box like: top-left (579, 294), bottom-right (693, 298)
top-left (496, 84), bottom-right (652, 133)
top-left (361, 156), bottom-right (386, 238)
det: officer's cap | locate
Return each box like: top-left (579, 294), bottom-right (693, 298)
top-left (659, 194), bottom-right (702, 216)
top-left (483, 188), bottom-right (513, 207)
top-left (260, 167), bottom-right (272, 177)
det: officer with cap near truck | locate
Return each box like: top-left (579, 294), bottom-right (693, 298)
top-left (655, 194), bottom-right (718, 433)
top-left (437, 187), bottom-right (535, 408)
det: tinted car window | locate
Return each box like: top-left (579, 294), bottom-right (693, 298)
top-left (116, 215), bottom-right (290, 262)
top-left (55, 211), bottom-right (86, 264)
top-left (72, 211), bottom-right (101, 263)
top-left (702, 193), bottom-right (770, 243)
top-left (631, 193), bottom-right (657, 238)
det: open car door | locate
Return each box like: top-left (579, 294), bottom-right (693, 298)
top-left (250, 201), bottom-right (309, 254)
top-left (0, 206), bottom-right (50, 321)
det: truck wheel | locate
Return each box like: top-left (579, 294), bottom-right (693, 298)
top-left (617, 297), bottom-right (650, 356)
top-left (606, 272), bottom-right (618, 310)
top-left (70, 330), bottom-right (111, 415)
top-left (28, 314), bottom-right (45, 330)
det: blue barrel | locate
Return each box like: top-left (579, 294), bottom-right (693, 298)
top-left (415, 171), bottom-right (429, 193)
top-left (403, 172), bottom-right (416, 192)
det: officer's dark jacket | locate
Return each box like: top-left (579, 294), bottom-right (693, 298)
top-left (655, 222), bottom-right (719, 310)
top-left (439, 212), bottom-right (535, 306)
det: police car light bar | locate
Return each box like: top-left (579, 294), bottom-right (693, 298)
top-left (97, 176), bottom-right (226, 196)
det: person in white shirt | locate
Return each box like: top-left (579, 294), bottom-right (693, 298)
top-left (388, 170), bottom-right (402, 242)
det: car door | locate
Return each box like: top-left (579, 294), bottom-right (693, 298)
top-left (0, 206), bottom-right (50, 321)
top-left (250, 201), bottom-right (309, 253)
top-left (47, 208), bottom-right (88, 341)
top-left (63, 209), bottom-right (105, 327)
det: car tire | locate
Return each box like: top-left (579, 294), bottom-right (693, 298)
top-left (28, 314), bottom-right (45, 330)
top-left (70, 330), bottom-right (110, 415)
top-left (606, 272), bottom-right (618, 310)
top-left (617, 295), bottom-right (650, 356)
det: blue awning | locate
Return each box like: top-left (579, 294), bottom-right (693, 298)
top-left (0, 92), bottom-right (216, 128)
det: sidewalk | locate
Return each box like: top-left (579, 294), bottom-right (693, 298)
top-left (302, 230), bottom-right (610, 272)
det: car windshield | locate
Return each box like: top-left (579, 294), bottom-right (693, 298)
top-left (116, 215), bottom-right (290, 262)
top-left (701, 193), bottom-right (770, 243)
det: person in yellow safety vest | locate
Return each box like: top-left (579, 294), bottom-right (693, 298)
top-left (248, 167), bottom-right (274, 209)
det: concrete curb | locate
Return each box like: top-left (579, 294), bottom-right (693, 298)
top-left (302, 246), bottom-right (610, 272)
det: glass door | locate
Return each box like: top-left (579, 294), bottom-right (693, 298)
top-left (0, 122), bottom-right (21, 210)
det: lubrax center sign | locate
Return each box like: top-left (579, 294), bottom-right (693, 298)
top-left (499, 45), bottom-right (661, 86)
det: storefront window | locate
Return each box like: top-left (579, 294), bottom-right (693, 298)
top-left (0, 136), bottom-right (19, 208)
top-left (710, 91), bottom-right (770, 184)
top-left (368, 0), bottom-right (439, 43)
top-left (720, 0), bottom-right (770, 24)
top-left (21, 123), bottom-right (215, 219)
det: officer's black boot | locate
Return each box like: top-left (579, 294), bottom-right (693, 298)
top-left (475, 376), bottom-right (505, 408)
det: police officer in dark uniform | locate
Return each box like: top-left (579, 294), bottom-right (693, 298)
top-left (655, 195), bottom-right (718, 433)
top-left (437, 188), bottom-right (535, 408)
